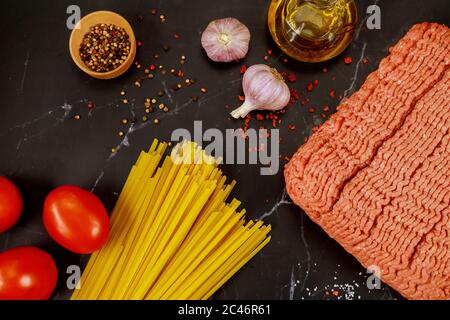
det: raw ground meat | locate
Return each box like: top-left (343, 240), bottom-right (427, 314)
top-left (284, 22), bottom-right (450, 300)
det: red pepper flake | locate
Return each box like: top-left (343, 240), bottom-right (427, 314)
top-left (313, 79), bottom-right (319, 86)
top-left (136, 15), bottom-right (144, 22)
top-left (87, 102), bottom-right (94, 109)
top-left (321, 113), bottom-right (327, 119)
top-left (239, 65), bottom-right (247, 75)
top-left (287, 73), bottom-right (297, 83)
top-left (332, 76), bottom-right (337, 81)
top-left (256, 114), bottom-right (264, 121)
top-left (344, 56), bottom-right (353, 65)
top-left (267, 49), bottom-right (273, 55)
top-left (288, 124), bottom-right (296, 130)
top-left (283, 58), bottom-right (288, 63)
top-left (149, 64), bottom-right (156, 71)
top-left (306, 83), bottom-right (314, 92)
top-left (151, 9), bottom-right (157, 15)
top-left (338, 95), bottom-right (343, 100)
top-left (272, 119), bottom-right (277, 128)
top-left (323, 105), bottom-right (330, 112)
top-left (238, 95), bottom-right (245, 102)
top-left (308, 107), bottom-right (315, 113)
top-left (323, 67), bottom-right (328, 73)
top-left (263, 55), bottom-right (269, 61)
top-left (173, 33), bottom-right (180, 39)
top-left (363, 57), bottom-right (369, 64)
top-left (329, 90), bottom-right (335, 98)
top-left (137, 41), bottom-right (143, 47)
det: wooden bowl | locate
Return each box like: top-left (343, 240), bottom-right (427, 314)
top-left (69, 11), bottom-right (136, 80)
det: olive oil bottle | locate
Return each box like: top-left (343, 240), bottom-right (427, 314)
top-left (268, 0), bottom-right (358, 63)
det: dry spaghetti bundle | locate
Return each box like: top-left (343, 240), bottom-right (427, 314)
top-left (71, 140), bottom-right (271, 300)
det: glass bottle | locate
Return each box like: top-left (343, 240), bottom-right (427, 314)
top-left (268, 0), bottom-right (358, 63)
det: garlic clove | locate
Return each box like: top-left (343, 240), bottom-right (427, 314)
top-left (201, 18), bottom-right (251, 63)
top-left (231, 64), bottom-right (291, 119)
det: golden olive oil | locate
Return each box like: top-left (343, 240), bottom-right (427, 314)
top-left (268, 0), bottom-right (358, 63)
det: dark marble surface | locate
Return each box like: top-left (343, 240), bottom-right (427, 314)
top-left (0, 0), bottom-right (448, 300)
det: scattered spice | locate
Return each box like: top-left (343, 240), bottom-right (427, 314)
top-left (122, 99), bottom-right (129, 104)
top-left (121, 118), bottom-right (128, 125)
top-left (240, 65), bottom-right (247, 75)
top-left (238, 95), bottom-right (245, 102)
top-left (344, 56), bottom-right (353, 65)
top-left (363, 57), bottom-right (369, 64)
top-left (308, 107), bottom-right (315, 113)
top-left (173, 33), bottom-right (180, 40)
top-left (162, 44), bottom-right (170, 52)
top-left (323, 67), bottom-right (328, 73)
top-left (137, 41), bottom-right (143, 47)
top-left (151, 9), bottom-right (157, 15)
top-left (136, 15), bottom-right (144, 23)
top-left (142, 116), bottom-right (148, 122)
top-left (120, 91), bottom-right (126, 96)
top-left (118, 131), bottom-right (125, 137)
top-left (323, 105), bottom-right (330, 112)
top-left (74, 114), bottom-right (81, 120)
top-left (313, 79), bottom-right (319, 86)
top-left (329, 90), bottom-right (335, 98)
top-left (153, 119), bottom-right (160, 124)
top-left (201, 87), bottom-right (208, 93)
top-left (79, 23), bottom-right (131, 73)
top-left (288, 124), bottom-right (296, 130)
top-left (87, 102), bottom-right (94, 109)
top-left (157, 90), bottom-right (165, 97)
top-left (306, 83), bottom-right (314, 92)
top-left (192, 96), bottom-right (199, 102)
top-left (263, 55), bottom-right (269, 61)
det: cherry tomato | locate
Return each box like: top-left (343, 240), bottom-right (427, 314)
top-left (0, 246), bottom-right (58, 300)
top-left (43, 185), bottom-right (109, 254)
top-left (0, 176), bottom-right (23, 233)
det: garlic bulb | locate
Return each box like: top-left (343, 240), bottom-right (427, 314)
top-left (201, 18), bottom-right (251, 63)
top-left (231, 64), bottom-right (291, 119)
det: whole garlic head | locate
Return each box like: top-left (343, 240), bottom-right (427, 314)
top-left (201, 17), bottom-right (251, 63)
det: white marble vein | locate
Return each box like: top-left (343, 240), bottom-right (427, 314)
top-left (20, 52), bottom-right (31, 92)
top-left (258, 188), bottom-right (293, 220)
top-left (342, 42), bottom-right (367, 100)
top-left (299, 213), bottom-right (312, 293)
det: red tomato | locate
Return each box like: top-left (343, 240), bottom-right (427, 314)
top-left (43, 185), bottom-right (109, 254)
top-left (0, 246), bottom-right (58, 300)
top-left (0, 176), bottom-right (23, 233)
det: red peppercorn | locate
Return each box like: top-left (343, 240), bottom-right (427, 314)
top-left (137, 41), bottom-right (143, 47)
top-left (344, 56), bottom-right (353, 65)
top-left (149, 64), bottom-right (156, 71)
top-left (238, 95), bottom-right (245, 102)
top-left (329, 90), bottom-right (335, 98)
top-left (306, 83), bottom-right (314, 92)
top-left (240, 65), bottom-right (247, 75)
top-left (87, 102), bottom-right (94, 109)
top-left (287, 73), bottom-right (297, 83)
top-left (313, 79), bottom-right (319, 86)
